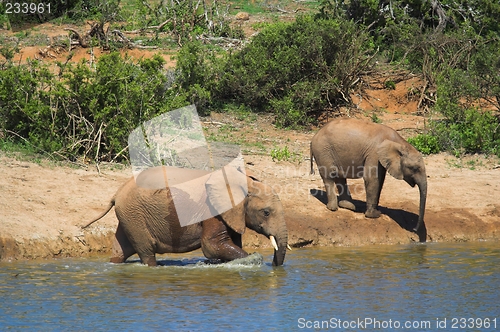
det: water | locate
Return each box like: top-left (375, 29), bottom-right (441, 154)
top-left (1, 242), bottom-right (499, 331)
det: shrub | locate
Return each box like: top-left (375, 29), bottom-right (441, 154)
top-left (215, 15), bottom-right (375, 126)
top-left (424, 37), bottom-right (500, 157)
top-left (430, 108), bottom-right (500, 157)
top-left (270, 146), bottom-right (300, 162)
top-left (407, 134), bottom-right (440, 155)
top-left (175, 41), bottom-right (220, 112)
top-left (270, 97), bottom-right (310, 129)
top-left (0, 53), bottom-right (192, 162)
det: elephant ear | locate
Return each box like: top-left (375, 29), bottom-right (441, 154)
top-left (206, 166), bottom-right (248, 234)
top-left (377, 140), bottom-right (405, 180)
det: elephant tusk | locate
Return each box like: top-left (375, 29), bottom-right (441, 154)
top-left (270, 236), bottom-right (279, 251)
top-left (287, 244), bottom-right (292, 251)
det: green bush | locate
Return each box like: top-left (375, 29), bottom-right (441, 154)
top-left (270, 97), bottom-right (310, 129)
top-left (175, 41), bottom-right (220, 112)
top-left (215, 15), bottom-right (375, 126)
top-left (426, 37), bottom-right (500, 157)
top-left (0, 53), bottom-right (193, 162)
top-left (317, 0), bottom-right (500, 64)
top-left (270, 145), bottom-right (300, 162)
top-left (430, 108), bottom-right (500, 157)
top-left (407, 134), bottom-right (441, 155)
top-left (435, 39), bottom-right (500, 115)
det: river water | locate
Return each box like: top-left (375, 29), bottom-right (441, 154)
top-left (1, 241), bottom-right (499, 331)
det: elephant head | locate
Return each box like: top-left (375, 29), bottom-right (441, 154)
top-left (206, 166), bottom-right (288, 266)
top-left (378, 140), bottom-right (427, 232)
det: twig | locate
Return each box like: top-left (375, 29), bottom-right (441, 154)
top-left (110, 145), bottom-right (129, 163)
top-left (94, 122), bottom-right (104, 172)
top-left (416, 80), bottom-right (429, 111)
top-left (111, 29), bottom-right (131, 44)
top-left (202, 120), bottom-right (226, 126)
top-left (64, 28), bottom-right (89, 48)
top-left (111, 29), bottom-right (159, 49)
top-left (135, 45), bottom-right (159, 49)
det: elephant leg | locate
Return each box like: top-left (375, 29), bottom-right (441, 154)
top-left (133, 238), bottom-right (158, 267)
top-left (364, 168), bottom-right (385, 218)
top-left (116, 217), bottom-right (158, 266)
top-left (335, 178), bottom-right (356, 211)
top-left (110, 223), bottom-right (136, 263)
top-left (137, 252), bottom-right (158, 267)
top-left (201, 218), bottom-right (248, 262)
top-left (376, 169), bottom-right (386, 204)
top-left (322, 177), bottom-right (339, 211)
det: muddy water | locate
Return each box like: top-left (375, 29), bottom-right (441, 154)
top-left (1, 242), bottom-right (499, 331)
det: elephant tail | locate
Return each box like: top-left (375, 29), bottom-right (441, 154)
top-left (81, 198), bottom-right (115, 229)
top-left (310, 142), bottom-right (315, 175)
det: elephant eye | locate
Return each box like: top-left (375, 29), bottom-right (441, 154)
top-left (262, 209), bottom-right (271, 218)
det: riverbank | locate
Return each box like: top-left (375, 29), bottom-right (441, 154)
top-left (1, 111), bottom-right (499, 261)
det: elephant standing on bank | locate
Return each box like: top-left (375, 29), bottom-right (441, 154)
top-left (83, 166), bottom-right (288, 266)
top-left (310, 118), bottom-right (427, 235)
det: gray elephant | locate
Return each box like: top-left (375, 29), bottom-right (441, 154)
top-left (83, 166), bottom-right (288, 266)
top-left (310, 118), bottom-right (427, 233)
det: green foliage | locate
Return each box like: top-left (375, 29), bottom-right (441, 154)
top-left (216, 15), bottom-right (375, 126)
top-left (318, 0), bottom-right (500, 38)
top-left (270, 145), bottom-right (300, 162)
top-left (317, 0), bottom-right (500, 81)
top-left (442, 0), bottom-right (500, 37)
top-left (407, 134), bottom-right (441, 155)
top-left (2, 0), bottom-right (500, 162)
top-left (384, 80), bottom-right (396, 90)
top-left (370, 112), bottom-right (381, 123)
top-left (271, 96), bottom-right (311, 129)
top-left (175, 40), bottom-right (226, 112)
top-left (228, 0), bottom-right (267, 15)
top-left (63, 0), bottom-right (121, 22)
top-left (436, 38), bottom-right (500, 113)
top-left (425, 36), bottom-right (500, 157)
top-left (131, 0), bottom-right (241, 41)
top-left (0, 53), bottom-right (193, 161)
top-left (430, 109), bottom-right (500, 157)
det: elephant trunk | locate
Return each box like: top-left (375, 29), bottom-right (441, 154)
top-left (269, 225), bottom-right (288, 266)
top-left (414, 178), bottom-right (427, 233)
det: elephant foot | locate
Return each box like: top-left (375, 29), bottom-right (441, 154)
top-left (110, 256), bottom-right (125, 263)
top-left (139, 255), bottom-right (157, 267)
top-left (326, 201), bottom-right (339, 211)
top-left (365, 208), bottom-right (382, 218)
top-left (339, 200), bottom-right (356, 211)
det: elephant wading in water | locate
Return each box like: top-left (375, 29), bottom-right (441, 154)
top-left (82, 166), bottom-right (288, 266)
top-left (310, 118), bottom-right (427, 236)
